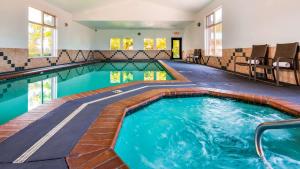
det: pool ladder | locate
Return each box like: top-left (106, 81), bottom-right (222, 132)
top-left (255, 118), bottom-right (300, 158)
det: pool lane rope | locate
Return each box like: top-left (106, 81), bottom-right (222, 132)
top-left (13, 83), bottom-right (196, 164)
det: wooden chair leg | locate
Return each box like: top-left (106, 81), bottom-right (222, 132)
top-left (272, 68), bottom-right (276, 83)
top-left (248, 65), bottom-right (252, 80)
top-left (294, 66), bottom-right (299, 86)
top-left (254, 65), bottom-right (257, 81)
top-left (201, 57), bottom-right (204, 64)
top-left (264, 69), bottom-right (268, 80)
top-left (276, 66), bottom-right (280, 86)
top-left (186, 57), bottom-right (191, 63)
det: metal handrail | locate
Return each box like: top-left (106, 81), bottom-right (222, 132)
top-left (255, 118), bottom-right (300, 158)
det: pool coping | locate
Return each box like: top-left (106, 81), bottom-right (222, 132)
top-left (0, 60), bottom-right (189, 142)
top-left (0, 60), bottom-right (100, 81)
top-left (66, 87), bottom-right (300, 169)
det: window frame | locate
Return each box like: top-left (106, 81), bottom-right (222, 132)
top-left (205, 7), bottom-right (223, 57)
top-left (28, 7), bottom-right (57, 58)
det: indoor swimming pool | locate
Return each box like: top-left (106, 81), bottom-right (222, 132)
top-left (0, 61), bottom-right (173, 125)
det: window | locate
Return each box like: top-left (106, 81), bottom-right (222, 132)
top-left (156, 38), bottom-right (167, 50)
top-left (123, 38), bottom-right (134, 50)
top-left (28, 77), bottom-right (57, 110)
top-left (28, 7), bottom-right (56, 58)
top-left (110, 38), bottom-right (121, 50)
top-left (144, 38), bottom-right (154, 50)
top-left (206, 7), bottom-right (222, 56)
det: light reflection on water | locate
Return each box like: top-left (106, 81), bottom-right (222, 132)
top-left (0, 61), bottom-right (172, 125)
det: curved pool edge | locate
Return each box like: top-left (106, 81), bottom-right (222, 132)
top-left (66, 87), bottom-right (300, 169)
top-left (0, 60), bottom-right (190, 143)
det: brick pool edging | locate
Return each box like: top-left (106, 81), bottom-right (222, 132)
top-left (66, 87), bottom-right (300, 169)
top-left (0, 60), bottom-right (189, 142)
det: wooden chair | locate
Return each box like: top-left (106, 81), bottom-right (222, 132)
top-left (254, 42), bottom-right (299, 86)
top-left (234, 45), bottom-right (268, 79)
top-left (186, 49), bottom-right (201, 64)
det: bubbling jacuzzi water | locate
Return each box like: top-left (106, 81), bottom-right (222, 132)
top-left (115, 96), bottom-right (300, 169)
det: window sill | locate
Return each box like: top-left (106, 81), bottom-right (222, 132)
top-left (28, 56), bottom-right (58, 59)
top-left (205, 55), bottom-right (223, 58)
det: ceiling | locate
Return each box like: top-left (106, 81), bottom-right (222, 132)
top-left (78, 21), bottom-right (194, 30)
top-left (45, 0), bottom-right (211, 29)
top-left (46, 0), bottom-right (211, 13)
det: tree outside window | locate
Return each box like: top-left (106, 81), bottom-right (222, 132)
top-left (144, 38), bottom-right (154, 50)
top-left (123, 38), bottom-right (134, 50)
top-left (28, 7), bottom-right (56, 58)
top-left (156, 38), bottom-right (167, 50)
top-left (110, 38), bottom-right (121, 50)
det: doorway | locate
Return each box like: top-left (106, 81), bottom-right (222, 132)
top-left (171, 37), bottom-right (182, 60)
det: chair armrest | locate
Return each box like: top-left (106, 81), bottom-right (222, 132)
top-left (253, 57), bottom-right (274, 64)
top-left (272, 57), bottom-right (295, 67)
top-left (273, 57), bottom-right (295, 64)
top-left (276, 57), bottom-right (295, 62)
top-left (253, 56), bottom-right (267, 60)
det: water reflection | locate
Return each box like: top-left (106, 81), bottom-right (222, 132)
top-left (123, 72), bottom-right (134, 83)
top-left (0, 61), bottom-right (173, 125)
top-left (144, 71), bottom-right (155, 81)
top-left (28, 77), bottom-right (57, 110)
top-left (156, 71), bottom-right (167, 81)
top-left (144, 71), bottom-right (167, 81)
top-left (110, 72), bottom-right (121, 84)
top-left (109, 71), bottom-right (168, 83)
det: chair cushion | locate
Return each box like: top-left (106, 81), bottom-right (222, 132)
top-left (272, 62), bottom-right (291, 68)
top-left (247, 60), bottom-right (260, 64)
top-left (192, 55), bottom-right (199, 58)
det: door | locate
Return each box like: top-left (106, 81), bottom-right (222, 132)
top-left (171, 38), bottom-right (182, 59)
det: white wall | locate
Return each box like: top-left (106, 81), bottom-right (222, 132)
top-left (95, 29), bottom-right (183, 50)
top-left (0, 0), bottom-right (95, 50)
top-left (184, 0), bottom-right (300, 50)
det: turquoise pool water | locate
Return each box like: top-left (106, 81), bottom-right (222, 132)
top-left (0, 61), bottom-right (173, 125)
top-left (115, 96), bottom-right (300, 169)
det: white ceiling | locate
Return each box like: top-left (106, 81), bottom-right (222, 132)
top-left (79, 21), bottom-right (194, 30)
top-left (45, 0), bottom-right (211, 29)
top-left (46, 0), bottom-right (211, 13)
